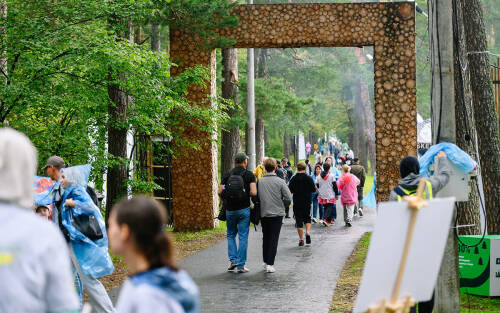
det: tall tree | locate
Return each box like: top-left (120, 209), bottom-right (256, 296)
top-left (106, 18), bottom-right (133, 220)
top-left (220, 47), bottom-right (240, 175)
top-left (461, 0), bottom-right (500, 234)
top-left (453, 0), bottom-right (481, 235)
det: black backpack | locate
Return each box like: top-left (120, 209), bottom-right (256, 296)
top-left (223, 170), bottom-right (247, 207)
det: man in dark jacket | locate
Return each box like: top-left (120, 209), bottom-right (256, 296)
top-left (218, 152), bottom-right (257, 273)
top-left (281, 158), bottom-right (293, 183)
top-left (350, 158), bottom-right (366, 217)
top-left (288, 162), bottom-right (316, 246)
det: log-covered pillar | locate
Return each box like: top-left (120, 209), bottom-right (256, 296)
top-left (169, 30), bottom-right (218, 231)
top-left (373, 3), bottom-right (417, 200)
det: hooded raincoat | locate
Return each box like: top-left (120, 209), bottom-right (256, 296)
top-left (60, 165), bottom-right (114, 278)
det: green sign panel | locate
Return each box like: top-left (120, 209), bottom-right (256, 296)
top-left (459, 235), bottom-right (500, 296)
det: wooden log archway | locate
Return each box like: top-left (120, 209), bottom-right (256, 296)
top-left (170, 2), bottom-right (416, 231)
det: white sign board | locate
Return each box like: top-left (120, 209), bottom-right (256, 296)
top-left (298, 131), bottom-right (306, 161)
top-left (354, 198), bottom-right (455, 313)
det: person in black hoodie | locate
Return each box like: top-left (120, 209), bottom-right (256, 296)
top-left (288, 162), bottom-right (317, 246)
top-left (389, 152), bottom-right (450, 313)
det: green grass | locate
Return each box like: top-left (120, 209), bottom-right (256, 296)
top-left (330, 232), bottom-right (372, 313)
top-left (460, 291), bottom-right (500, 313)
top-left (167, 221), bottom-right (227, 242)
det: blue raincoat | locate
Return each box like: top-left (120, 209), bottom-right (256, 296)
top-left (419, 142), bottom-right (476, 178)
top-left (60, 165), bottom-right (114, 278)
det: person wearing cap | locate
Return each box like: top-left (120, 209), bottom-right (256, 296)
top-left (389, 152), bottom-right (450, 313)
top-left (218, 152), bottom-right (257, 273)
top-left (45, 156), bottom-right (116, 313)
top-left (35, 204), bottom-right (51, 219)
top-left (0, 128), bottom-right (80, 312)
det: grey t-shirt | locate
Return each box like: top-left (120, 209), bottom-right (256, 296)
top-left (0, 203), bottom-right (79, 313)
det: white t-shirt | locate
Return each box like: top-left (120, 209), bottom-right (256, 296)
top-left (116, 280), bottom-right (184, 313)
top-left (0, 203), bottom-right (79, 313)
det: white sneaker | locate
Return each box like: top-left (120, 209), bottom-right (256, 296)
top-left (237, 266), bottom-right (250, 273)
top-left (266, 265), bottom-right (276, 273)
top-left (263, 263), bottom-right (267, 270)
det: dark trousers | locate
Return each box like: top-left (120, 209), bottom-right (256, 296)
top-left (261, 216), bottom-right (283, 266)
top-left (410, 293), bottom-right (434, 313)
top-left (323, 203), bottom-right (337, 222)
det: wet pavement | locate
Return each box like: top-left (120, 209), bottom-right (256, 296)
top-left (103, 206), bottom-right (375, 313)
top-left (181, 206), bottom-right (376, 313)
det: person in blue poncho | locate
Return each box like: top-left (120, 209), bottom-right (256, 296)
top-left (109, 197), bottom-right (200, 313)
top-left (59, 165), bottom-right (115, 313)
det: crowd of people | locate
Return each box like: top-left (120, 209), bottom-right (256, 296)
top-left (0, 127), bottom-right (452, 313)
top-left (0, 128), bottom-right (199, 313)
top-left (218, 139), bottom-right (369, 274)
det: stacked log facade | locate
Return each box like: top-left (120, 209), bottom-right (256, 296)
top-left (170, 2), bottom-right (416, 230)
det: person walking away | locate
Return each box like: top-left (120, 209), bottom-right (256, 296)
top-left (389, 152), bottom-right (450, 313)
top-left (350, 158), bottom-right (366, 217)
top-left (316, 162), bottom-right (338, 226)
top-left (258, 158), bottom-right (292, 273)
top-left (304, 159), bottom-right (312, 176)
top-left (306, 142), bottom-right (311, 159)
top-left (314, 149), bottom-right (322, 164)
top-left (0, 128), bottom-right (79, 313)
top-left (336, 165), bottom-right (360, 227)
top-left (281, 158), bottom-right (293, 183)
top-left (281, 158), bottom-right (293, 218)
top-left (59, 165), bottom-right (115, 312)
top-left (288, 162), bottom-right (316, 246)
top-left (253, 158), bottom-right (267, 181)
top-left (218, 152), bottom-right (257, 273)
top-left (109, 197), bottom-right (200, 313)
top-left (311, 164), bottom-right (322, 223)
top-left (275, 159), bottom-right (286, 180)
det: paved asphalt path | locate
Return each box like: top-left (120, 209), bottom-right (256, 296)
top-left (104, 205), bottom-right (375, 313)
top-left (182, 206), bottom-right (376, 313)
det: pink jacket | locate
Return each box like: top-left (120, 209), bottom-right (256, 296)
top-left (337, 173), bottom-right (360, 206)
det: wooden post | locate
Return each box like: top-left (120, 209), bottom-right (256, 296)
top-left (429, 0), bottom-right (460, 311)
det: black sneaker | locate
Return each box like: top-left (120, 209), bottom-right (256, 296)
top-left (359, 208), bottom-right (364, 217)
top-left (299, 240), bottom-right (305, 246)
top-left (346, 222), bottom-right (352, 227)
top-left (305, 234), bottom-right (311, 244)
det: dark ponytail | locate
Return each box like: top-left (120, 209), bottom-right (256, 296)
top-left (113, 197), bottom-right (178, 271)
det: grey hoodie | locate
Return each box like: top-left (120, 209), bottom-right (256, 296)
top-left (389, 156), bottom-right (451, 201)
top-left (258, 173), bottom-right (292, 218)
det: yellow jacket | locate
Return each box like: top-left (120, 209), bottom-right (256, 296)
top-left (254, 164), bottom-right (266, 180)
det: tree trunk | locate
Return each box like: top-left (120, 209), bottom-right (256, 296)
top-left (354, 77), bottom-right (368, 169)
top-left (106, 19), bottom-right (133, 222)
top-left (462, 0), bottom-right (500, 234)
top-left (151, 24), bottom-right (160, 51)
top-left (453, 0), bottom-right (481, 235)
top-left (220, 47), bottom-right (240, 176)
top-left (256, 118), bottom-right (264, 165)
top-left (283, 133), bottom-right (289, 160)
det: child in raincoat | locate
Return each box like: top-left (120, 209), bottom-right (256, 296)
top-left (336, 164), bottom-right (360, 227)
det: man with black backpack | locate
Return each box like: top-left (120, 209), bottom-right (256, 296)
top-left (218, 152), bottom-right (257, 273)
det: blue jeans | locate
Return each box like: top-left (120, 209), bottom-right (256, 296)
top-left (226, 208), bottom-right (251, 269)
top-left (311, 192), bottom-right (319, 218)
